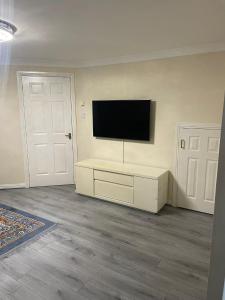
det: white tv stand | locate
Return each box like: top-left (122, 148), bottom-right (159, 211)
top-left (75, 159), bottom-right (168, 213)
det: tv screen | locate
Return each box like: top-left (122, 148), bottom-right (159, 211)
top-left (92, 100), bottom-right (151, 141)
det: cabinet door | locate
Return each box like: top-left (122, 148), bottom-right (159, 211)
top-left (75, 166), bottom-right (93, 196)
top-left (134, 177), bottom-right (158, 213)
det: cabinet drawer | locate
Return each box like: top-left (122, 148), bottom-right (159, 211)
top-left (94, 170), bottom-right (133, 186)
top-left (95, 180), bottom-right (133, 204)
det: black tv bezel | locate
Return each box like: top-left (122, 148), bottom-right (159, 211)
top-left (92, 100), bottom-right (151, 141)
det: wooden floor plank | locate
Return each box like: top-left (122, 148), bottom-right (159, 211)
top-left (0, 185), bottom-right (213, 300)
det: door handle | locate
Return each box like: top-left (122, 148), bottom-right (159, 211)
top-left (180, 139), bottom-right (185, 149)
top-left (65, 133), bottom-right (72, 140)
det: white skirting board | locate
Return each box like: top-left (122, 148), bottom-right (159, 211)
top-left (0, 183), bottom-right (26, 189)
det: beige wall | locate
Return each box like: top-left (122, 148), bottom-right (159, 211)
top-left (1, 52), bottom-right (225, 202)
top-left (75, 52), bottom-right (225, 201)
top-left (0, 65), bottom-right (74, 185)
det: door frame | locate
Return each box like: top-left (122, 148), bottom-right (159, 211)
top-left (17, 71), bottom-right (78, 188)
top-left (172, 122), bottom-right (221, 207)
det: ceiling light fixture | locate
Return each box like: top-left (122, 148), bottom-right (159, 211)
top-left (0, 19), bottom-right (17, 42)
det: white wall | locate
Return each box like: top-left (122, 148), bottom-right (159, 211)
top-left (75, 51), bottom-right (225, 201)
top-left (0, 65), bottom-right (74, 185)
top-left (223, 282), bottom-right (225, 300)
top-left (1, 52), bottom-right (225, 203)
top-left (207, 101), bottom-right (225, 300)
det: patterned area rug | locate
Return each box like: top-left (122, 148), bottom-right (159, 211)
top-left (0, 203), bottom-right (56, 256)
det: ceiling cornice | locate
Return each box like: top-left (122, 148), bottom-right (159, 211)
top-left (6, 42), bottom-right (225, 69)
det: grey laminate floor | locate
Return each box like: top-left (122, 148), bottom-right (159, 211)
top-left (0, 185), bottom-right (213, 300)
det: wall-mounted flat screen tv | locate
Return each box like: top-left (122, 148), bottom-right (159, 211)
top-left (92, 100), bottom-right (151, 141)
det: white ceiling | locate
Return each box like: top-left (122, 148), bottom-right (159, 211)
top-left (1, 0), bottom-right (225, 67)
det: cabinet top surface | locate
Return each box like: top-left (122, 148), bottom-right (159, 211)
top-left (75, 159), bottom-right (168, 179)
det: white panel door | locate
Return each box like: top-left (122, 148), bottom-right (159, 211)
top-left (177, 127), bottom-right (220, 214)
top-left (22, 76), bottom-right (74, 187)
